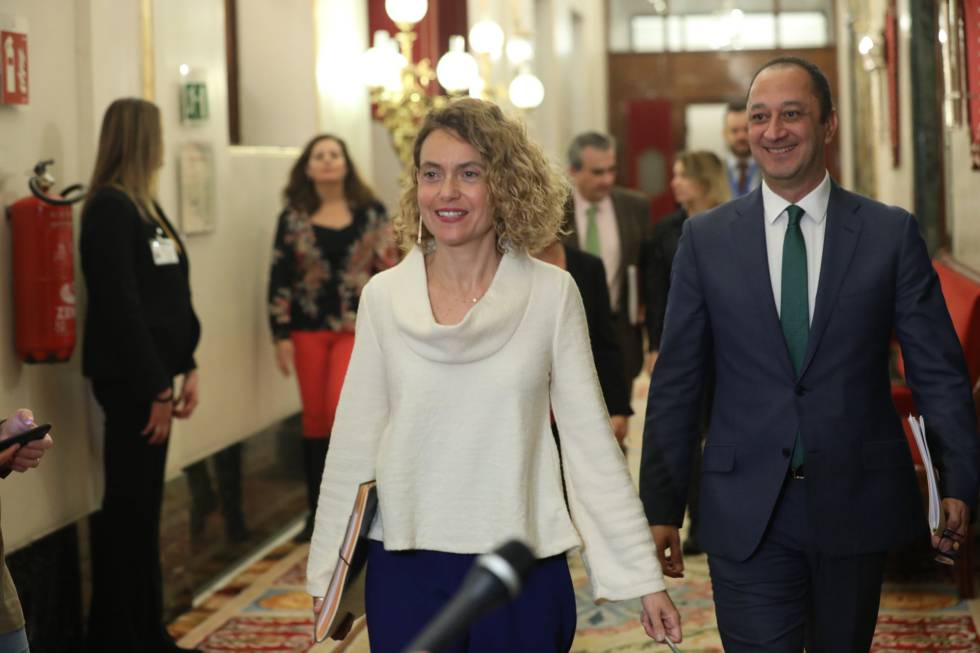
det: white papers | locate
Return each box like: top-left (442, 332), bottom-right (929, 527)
top-left (907, 414), bottom-right (941, 532)
top-left (627, 264), bottom-right (640, 326)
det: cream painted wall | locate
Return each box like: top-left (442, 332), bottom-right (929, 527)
top-left (835, 0), bottom-right (914, 211)
top-left (237, 0), bottom-right (318, 147)
top-left (948, 126), bottom-right (980, 268)
top-left (530, 0), bottom-right (607, 164)
top-left (314, 0), bottom-right (373, 174)
top-left (0, 0), bottom-right (376, 551)
top-left (0, 0), bottom-right (100, 553)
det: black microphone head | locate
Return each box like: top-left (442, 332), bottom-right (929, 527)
top-left (475, 540), bottom-right (535, 599)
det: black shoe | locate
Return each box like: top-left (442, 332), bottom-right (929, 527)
top-left (224, 512), bottom-right (251, 542)
top-left (189, 496), bottom-right (216, 541)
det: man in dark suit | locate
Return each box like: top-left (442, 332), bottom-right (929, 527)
top-left (640, 56), bottom-right (980, 652)
top-left (562, 132), bottom-right (652, 396)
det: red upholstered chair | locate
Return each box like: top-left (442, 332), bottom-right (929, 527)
top-left (891, 256), bottom-right (980, 598)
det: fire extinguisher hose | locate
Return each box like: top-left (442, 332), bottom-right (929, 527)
top-left (28, 178), bottom-right (86, 206)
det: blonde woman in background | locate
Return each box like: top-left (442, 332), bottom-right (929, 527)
top-left (80, 98), bottom-right (202, 653)
top-left (306, 98), bottom-right (681, 652)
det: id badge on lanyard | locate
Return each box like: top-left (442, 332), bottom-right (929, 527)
top-left (150, 227), bottom-right (180, 266)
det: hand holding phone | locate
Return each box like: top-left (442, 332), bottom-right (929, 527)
top-left (0, 423), bottom-right (52, 451)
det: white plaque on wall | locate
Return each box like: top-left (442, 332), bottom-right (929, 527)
top-left (177, 142), bottom-right (216, 235)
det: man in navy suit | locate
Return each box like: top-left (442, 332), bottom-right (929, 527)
top-left (640, 56), bottom-right (980, 652)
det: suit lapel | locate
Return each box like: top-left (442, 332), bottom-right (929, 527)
top-left (730, 190), bottom-right (797, 379)
top-left (799, 182), bottom-right (862, 377)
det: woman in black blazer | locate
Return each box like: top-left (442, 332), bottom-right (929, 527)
top-left (80, 98), bottom-right (201, 653)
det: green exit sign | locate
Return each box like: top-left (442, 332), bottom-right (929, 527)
top-left (181, 82), bottom-right (209, 123)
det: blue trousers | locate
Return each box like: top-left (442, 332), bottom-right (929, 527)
top-left (364, 540), bottom-right (577, 653)
top-left (708, 477), bottom-right (885, 653)
top-left (0, 628), bottom-right (29, 653)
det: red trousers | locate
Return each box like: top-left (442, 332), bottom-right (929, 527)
top-left (290, 330), bottom-right (354, 439)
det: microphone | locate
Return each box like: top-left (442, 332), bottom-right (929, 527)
top-left (404, 540), bottom-right (535, 653)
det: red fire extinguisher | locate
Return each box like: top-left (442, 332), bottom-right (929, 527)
top-left (7, 160), bottom-right (86, 363)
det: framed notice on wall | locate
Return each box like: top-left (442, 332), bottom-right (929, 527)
top-left (965, 0), bottom-right (980, 169)
top-left (177, 142), bottom-right (216, 234)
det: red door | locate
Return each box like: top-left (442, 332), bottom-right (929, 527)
top-left (624, 99), bottom-right (675, 224)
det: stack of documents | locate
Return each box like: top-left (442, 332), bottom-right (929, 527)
top-left (907, 414), bottom-right (941, 533)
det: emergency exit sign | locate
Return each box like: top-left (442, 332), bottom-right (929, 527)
top-left (0, 29), bottom-right (28, 105)
top-left (181, 81), bottom-right (208, 123)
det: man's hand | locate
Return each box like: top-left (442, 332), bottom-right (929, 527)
top-left (651, 525), bottom-right (684, 578)
top-left (610, 415), bottom-right (629, 445)
top-left (275, 340), bottom-right (294, 377)
top-left (933, 498), bottom-right (971, 555)
top-left (174, 369), bottom-right (200, 418)
top-left (640, 590), bottom-right (682, 645)
top-left (1, 409), bottom-right (53, 473)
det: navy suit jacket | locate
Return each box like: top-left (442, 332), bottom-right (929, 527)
top-left (640, 182), bottom-right (980, 561)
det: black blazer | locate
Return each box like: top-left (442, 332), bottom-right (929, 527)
top-left (643, 208), bottom-right (687, 350)
top-left (80, 187), bottom-right (200, 399)
top-left (565, 247), bottom-right (632, 417)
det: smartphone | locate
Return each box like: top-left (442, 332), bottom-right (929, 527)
top-left (0, 423), bottom-right (51, 450)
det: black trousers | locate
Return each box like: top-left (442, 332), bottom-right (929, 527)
top-left (85, 381), bottom-right (174, 652)
top-left (708, 477), bottom-right (885, 653)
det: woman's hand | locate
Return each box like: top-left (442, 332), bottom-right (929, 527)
top-left (275, 340), bottom-right (294, 377)
top-left (11, 435), bottom-right (53, 473)
top-left (640, 590), bottom-right (682, 645)
top-left (1, 409), bottom-right (54, 472)
top-left (0, 444), bottom-right (20, 470)
top-left (174, 369), bottom-right (200, 418)
top-left (142, 389), bottom-right (174, 445)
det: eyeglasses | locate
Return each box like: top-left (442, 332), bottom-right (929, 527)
top-left (934, 528), bottom-right (964, 566)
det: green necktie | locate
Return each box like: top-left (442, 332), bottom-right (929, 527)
top-left (585, 204), bottom-right (600, 256)
top-left (780, 204), bottom-right (808, 471)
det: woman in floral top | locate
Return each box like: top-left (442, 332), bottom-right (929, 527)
top-left (268, 134), bottom-right (397, 541)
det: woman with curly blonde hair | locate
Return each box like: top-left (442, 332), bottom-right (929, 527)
top-left (307, 98), bottom-right (681, 651)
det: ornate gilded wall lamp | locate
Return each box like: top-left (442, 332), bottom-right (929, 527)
top-left (362, 0), bottom-right (544, 171)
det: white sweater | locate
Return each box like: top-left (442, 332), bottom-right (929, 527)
top-left (306, 247), bottom-right (665, 601)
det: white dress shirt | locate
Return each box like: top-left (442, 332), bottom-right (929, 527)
top-left (573, 187), bottom-right (622, 311)
top-left (762, 171), bottom-right (831, 324)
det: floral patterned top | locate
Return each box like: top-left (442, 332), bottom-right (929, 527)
top-left (268, 201), bottom-right (397, 340)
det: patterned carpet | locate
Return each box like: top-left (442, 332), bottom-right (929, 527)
top-left (169, 377), bottom-right (980, 651)
top-left (169, 539), bottom-right (980, 652)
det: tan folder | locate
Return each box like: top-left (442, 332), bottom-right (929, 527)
top-left (314, 480), bottom-right (378, 642)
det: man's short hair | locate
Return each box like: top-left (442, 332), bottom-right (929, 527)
top-left (726, 100), bottom-right (747, 114)
top-left (747, 56), bottom-right (834, 124)
top-left (567, 132), bottom-right (616, 170)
